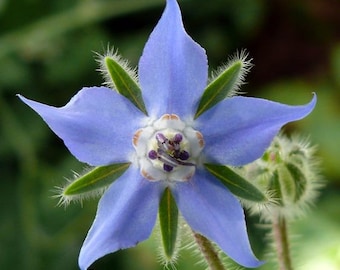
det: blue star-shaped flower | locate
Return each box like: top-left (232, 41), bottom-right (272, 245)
top-left (18, 0), bottom-right (316, 269)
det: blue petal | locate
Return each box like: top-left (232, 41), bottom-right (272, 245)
top-left (78, 168), bottom-right (164, 270)
top-left (171, 169), bottom-right (262, 268)
top-left (197, 94), bottom-right (316, 166)
top-left (18, 87), bottom-right (145, 166)
top-left (138, 0), bottom-right (208, 118)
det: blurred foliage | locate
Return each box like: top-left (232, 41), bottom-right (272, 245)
top-left (0, 0), bottom-right (339, 269)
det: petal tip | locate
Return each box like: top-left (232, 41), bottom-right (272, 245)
top-left (310, 92), bottom-right (317, 107)
top-left (301, 92), bottom-right (317, 117)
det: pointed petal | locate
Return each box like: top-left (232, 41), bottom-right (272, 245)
top-left (18, 87), bottom-right (145, 166)
top-left (198, 94), bottom-right (316, 166)
top-left (171, 169), bottom-right (262, 268)
top-left (78, 168), bottom-right (164, 270)
top-left (138, 0), bottom-right (208, 118)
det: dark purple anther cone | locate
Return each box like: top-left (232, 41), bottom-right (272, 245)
top-left (148, 150), bottom-right (158, 160)
top-left (163, 164), bottom-right (173, 172)
top-left (179, 150), bottom-right (189, 160)
top-left (173, 133), bottom-right (183, 143)
top-left (156, 133), bottom-right (166, 143)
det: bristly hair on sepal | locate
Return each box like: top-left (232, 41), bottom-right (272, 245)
top-left (194, 49), bottom-right (253, 119)
top-left (154, 217), bottom-right (184, 270)
top-left (94, 45), bottom-right (148, 115)
top-left (238, 186), bottom-right (280, 219)
top-left (95, 45), bottom-right (139, 90)
top-left (209, 49), bottom-right (253, 97)
top-left (53, 162), bottom-right (131, 207)
top-left (52, 167), bottom-right (107, 208)
top-left (181, 226), bottom-right (243, 270)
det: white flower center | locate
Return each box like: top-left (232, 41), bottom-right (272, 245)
top-left (132, 114), bottom-right (204, 182)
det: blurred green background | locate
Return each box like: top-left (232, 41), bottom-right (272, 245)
top-left (1, 0), bottom-right (339, 269)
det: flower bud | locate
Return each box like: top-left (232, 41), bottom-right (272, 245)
top-left (241, 133), bottom-right (322, 219)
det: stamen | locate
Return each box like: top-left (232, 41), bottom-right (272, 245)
top-left (148, 150), bottom-right (158, 160)
top-left (157, 149), bottom-right (180, 168)
top-left (163, 164), bottom-right (174, 172)
top-left (173, 133), bottom-right (183, 143)
top-left (156, 133), bottom-right (167, 144)
top-left (156, 133), bottom-right (174, 153)
top-left (179, 150), bottom-right (189, 160)
top-left (150, 132), bottom-right (195, 172)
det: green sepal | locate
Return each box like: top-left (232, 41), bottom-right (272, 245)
top-left (159, 187), bottom-right (178, 260)
top-left (276, 165), bottom-right (297, 205)
top-left (64, 163), bottom-right (131, 196)
top-left (195, 60), bottom-right (242, 119)
top-left (286, 163), bottom-right (307, 203)
top-left (204, 163), bottom-right (267, 202)
top-left (265, 159), bottom-right (307, 206)
top-left (105, 56), bottom-right (148, 115)
top-left (268, 170), bottom-right (284, 205)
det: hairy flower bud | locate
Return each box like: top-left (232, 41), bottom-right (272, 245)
top-left (241, 133), bottom-right (322, 220)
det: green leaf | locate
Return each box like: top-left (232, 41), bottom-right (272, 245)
top-left (105, 56), bottom-right (148, 115)
top-left (159, 188), bottom-right (178, 261)
top-left (195, 60), bottom-right (242, 119)
top-left (204, 163), bottom-right (266, 202)
top-left (64, 163), bottom-right (130, 195)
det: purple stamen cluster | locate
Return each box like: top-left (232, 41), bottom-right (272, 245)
top-left (148, 132), bottom-right (192, 172)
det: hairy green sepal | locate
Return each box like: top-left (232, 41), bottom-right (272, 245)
top-left (195, 60), bottom-right (242, 118)
top-left (271, 163), bottom-right (307, 204)
top-left (159, 188), bottom-right (178, 260)
top-left (64, 163), bottom-right (130, 195)
top-left (268, 171), bottom-right (283, 205)
top-left (286, 163), bottom-right (307, 202)
top-left (105, 57), bottom-right (148, 115)
top-left (205, 163), bottom-right (266, 202)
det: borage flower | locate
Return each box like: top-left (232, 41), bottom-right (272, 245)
top-left (18, 0), bottom-right (316, 269)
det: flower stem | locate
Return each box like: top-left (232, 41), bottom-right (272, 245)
top-left (193, 232), bottom-right (226, 270)
top-left (272, 216), bottom-right (293, 270)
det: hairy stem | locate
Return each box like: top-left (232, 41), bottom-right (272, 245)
top-left (193, 233), bottom-right (226, 270)
top-left (272, 216), bottom-right (293, 270)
